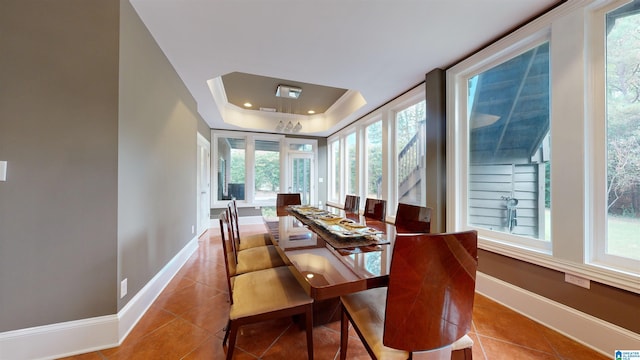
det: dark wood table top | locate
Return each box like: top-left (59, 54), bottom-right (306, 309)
top-left (262, 206), bottom-right (397, 300)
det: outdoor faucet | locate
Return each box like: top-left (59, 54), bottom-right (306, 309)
top-left (501, 196), bottom-right (519, 233)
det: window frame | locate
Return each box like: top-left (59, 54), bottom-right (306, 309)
top-left (392, 97), bottom-right (427, 210)
top-left (446, 0), bottom-right (639, 293)
top-left (327, 85), bottom-right (425, 222)
top-left (211, 130), bottom-right (285, 208)
top-left (450, 35), bottom-right (553, 253)
top-left (587, 0), bottom-right (640, 274)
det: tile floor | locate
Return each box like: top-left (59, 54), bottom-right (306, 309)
top-left (60, 225), bottom-right (609, 360)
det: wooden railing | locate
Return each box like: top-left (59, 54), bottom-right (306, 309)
top-left (397, 122), bottom-right (425, 189)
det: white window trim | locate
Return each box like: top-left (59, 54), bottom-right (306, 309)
top-left (328, 85), bottom-right (426, 222)
top-left (211, 130), bottom-right (284, 208)
top-left (447, 0), bottom-right (639, 293)
top-left (449, 33), bottom-right (552, 253)
top-left (586, 0), bottom-right (640, 274)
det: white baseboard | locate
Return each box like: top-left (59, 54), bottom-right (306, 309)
top-left (0, 236), bottom-right (199, 360)
top-left (476, 272), bottom-right (640, 356)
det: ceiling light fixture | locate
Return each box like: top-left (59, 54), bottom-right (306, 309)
top-left (243, 102), bottom-right (252, 108)
top-left (275, 84), bottom-right (302, 99)
top-left (307, 110), bottom-right (315, 114)
top-left (285, 121), bottom-right (294, 131)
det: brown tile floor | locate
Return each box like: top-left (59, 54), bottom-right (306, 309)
top-left (60, 225), bottom-right (609, 360)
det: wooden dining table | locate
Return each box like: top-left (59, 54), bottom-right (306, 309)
top-left (262, 205), bottom-right (398, 301)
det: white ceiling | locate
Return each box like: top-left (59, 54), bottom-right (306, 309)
top-left (129, 0), bottom-right (560, 137)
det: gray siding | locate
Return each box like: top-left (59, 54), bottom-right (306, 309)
top-left (469, 164), bottom-right (543, 237)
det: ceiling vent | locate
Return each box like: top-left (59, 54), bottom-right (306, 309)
top-left (275, 85), bottom-right (302, 99)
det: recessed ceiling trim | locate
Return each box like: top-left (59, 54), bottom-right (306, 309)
top-left (207, 76), bottom-right (367, 135)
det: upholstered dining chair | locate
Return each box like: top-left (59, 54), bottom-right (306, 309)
top-left (218, 212), bottom-right (314, 360)
top-left (344, 194), bottom-right (360, 214)
top-left (364, 198), bottom-right (386, 221)
top-left (228, 200), bottom-right (272, 251)
top-left (394, 203), bottom-right (432, 233)
top-left (339, 231), bottom-right (478, 360)
top-left (221, 209), bottom-right (286, 276)
top-left (276, 193), bottom-right (302, 215)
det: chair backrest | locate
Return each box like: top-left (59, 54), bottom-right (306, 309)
top-left (218, 210), bottom-right (237, 303)
top-left (394, 203), bottom-right (432, 233)
top-left (383, 230), bottom-right (478, 352)
top-left (344, 195), bottom-right (360, 213)
top-left (363, 198), bottom-right (386, 221)
top-left (228, 200), bottom-right (241, 242)
top-left (276, 193), bottom-right (302, 207)
top-left (276, 193), bottom-right (301, 215)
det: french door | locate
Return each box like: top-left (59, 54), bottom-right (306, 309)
top-left (288, 153), bottom-right (314, 206)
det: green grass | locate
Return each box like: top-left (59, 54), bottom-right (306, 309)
top-left (545, 210), bottom-right (640, 261)
top-left (607, 215), bottom-right (640, 260)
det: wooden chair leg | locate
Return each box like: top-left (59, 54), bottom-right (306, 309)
top-left (451, 347), bottom-right (472, 360)
top-left (340, 305), bottom-right (349, 360)
top-left (305, 305), bottom-right (314, 359)
top-left (222, 319), bottom-right (231, 346)
top-left (225, 321), bottom-right (239, 360)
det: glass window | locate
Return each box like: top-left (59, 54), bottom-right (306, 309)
top-left (467, 42), bottom-right (551, 243)
top-left (254, 140), bottom-right (280, 202)
top-left (217, 137), bottom-right (246, 201)
top-left (346, 133), bottom-right (357, 195)
top-left (605, 3), bottom-right (640, 261)
top-left (289, 143), bottom-right (313, 152)
top-left (366, 121), bottom-right (383, 199)
top-left (329, 140), bottom-right (340, 202)
top-left (396, 100), bottom-right (426, 206)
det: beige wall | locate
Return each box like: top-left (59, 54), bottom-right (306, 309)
top-left (0, 0), bottom-right (120, 331)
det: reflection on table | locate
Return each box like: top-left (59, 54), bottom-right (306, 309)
top-left (263, 205), bottom-right (396, 300)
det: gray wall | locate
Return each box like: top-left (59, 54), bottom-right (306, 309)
top-left (0, 0), bottom-right (203, 331)
top-left (118, 0), bottom-right (200, 310)
top-left (0, 0), bottom-right (119, 331)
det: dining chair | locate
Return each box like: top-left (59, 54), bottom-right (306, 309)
top-left (394, 203), bottom-right (432, 233)
top-left (364, 198), bottom-right (386, 221)
top-left (276, 193), bottom-right (302, 207)
top-left (339, 230), bottom-right (478, 360)
top-left (344, 194), bottom-right (360, 213)
top-left (221, 208), bottom-right (286, 276)
top-left (228, 200), bottom-right (272, 250)
top-left (276, 193), bottom-right (302, 215)
top-left (218, 213), bottom-right (314, 360)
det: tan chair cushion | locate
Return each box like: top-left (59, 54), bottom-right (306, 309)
top-left (341, 288), bottom-right (472, 359)
top-left (236, 245), bottom-right (286, 274)
top-left (237, 233), bottom-right (272, 251)
top-left (341, 288), bottom-right (408, 360)
top-left (231, 266), bottom-right (312, 320)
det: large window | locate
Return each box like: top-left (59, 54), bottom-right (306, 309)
top-left (467, 42), bottom-right (551, 247)
top-left (366, 120), bottom-right (383, 199)
top-left (346, 132), bottom-right (357, 196)
top-left (395, 100), bottom-right (426, 206)
top-left (213, 132), bottom-right (317, 208)
top-left (329, 140), bottom-right (340, 202)
top-left (327, 87), bottom-right (425, 221)
top-left (217, 137), bottom-right (246, 201)
top-left (448, 0), bottom-right (639, 291)
top-left (604, 2), bottom-right (640, 262)
top-left (254, 139), bottom-right (280, 203)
